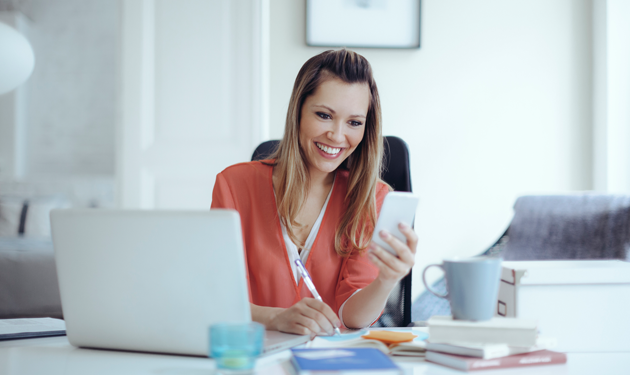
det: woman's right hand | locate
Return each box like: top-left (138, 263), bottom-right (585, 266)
top-left (264, 298), bottom-right (341, 336)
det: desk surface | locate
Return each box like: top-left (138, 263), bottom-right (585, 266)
top-left (1, 336), bottom-right (629, 375)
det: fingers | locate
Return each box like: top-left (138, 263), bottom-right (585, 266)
top-left (369, 224), bottom-right (417, 283)
top-left (398, 222), bottom-right (418, 254)
top-left (278, 319), bottom-right (315, 336)
top-left (302, 298), bottom-right (340, 334)
top-left (293, 313), bottom-right (327, 335)
top-left (275, 299), bottom-right (340, 336)
top-left (375, 229), bottom-right (416, 267)
top-left (368, 243), bottom-right (409, 280)
top-left (275, 311), bottom-right (321, 336)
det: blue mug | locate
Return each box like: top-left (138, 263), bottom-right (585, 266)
top-left (422, 257), bottom-right (502, 321)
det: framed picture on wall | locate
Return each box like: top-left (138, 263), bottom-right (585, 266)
top-left (306, 0), bottom-right (421, 49)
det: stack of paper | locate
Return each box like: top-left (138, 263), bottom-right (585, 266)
top-left (0, 318), bottom-right (66, 340)
top-left (425, 316), bottom-right (566, 371)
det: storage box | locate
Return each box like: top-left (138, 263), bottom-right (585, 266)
top-left (497, 260), bottom-right (630, 353)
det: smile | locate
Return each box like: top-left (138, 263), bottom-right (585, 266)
top-left (316, 142), bottom-right (341, 155)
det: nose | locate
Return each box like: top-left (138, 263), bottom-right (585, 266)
top-left (327, 121), bottom-right (345, 144)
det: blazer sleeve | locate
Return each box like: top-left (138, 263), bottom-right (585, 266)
top-left (211, 172), bottom-right (236, 210)
top-left (334, 183), bottom-right (390, 315)
top-left (210, 172), bottom-right (252, 301)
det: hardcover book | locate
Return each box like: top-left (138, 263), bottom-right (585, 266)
top-left (291, 348), bottom-right (401, 374)
top-left (425, 336), bottom-right (557, 360)
top-left (427, 316), bottom-right (538, 347)
top-left (426, 349), bottom-right (567, 371)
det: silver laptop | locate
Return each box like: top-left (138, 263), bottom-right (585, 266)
top-left (50, 209), bottom-right (309, 356)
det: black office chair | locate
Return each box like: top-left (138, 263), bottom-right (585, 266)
top-left (251, 136), bottom-right (414, 327)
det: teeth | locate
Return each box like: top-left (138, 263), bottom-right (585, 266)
top-left (317, 143), bottom-right (341, 155)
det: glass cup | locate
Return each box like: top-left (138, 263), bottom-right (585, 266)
top-left (209, 322), bottom-right (265, 371)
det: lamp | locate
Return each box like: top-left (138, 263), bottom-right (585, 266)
top-left (0, 21), bottom-right (35, 95)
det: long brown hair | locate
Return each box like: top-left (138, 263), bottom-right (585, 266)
top-left (271, 49), bottom-right (384, 257)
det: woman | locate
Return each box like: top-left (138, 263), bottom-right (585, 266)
top-left (211, 49), bottom-right (417, 335)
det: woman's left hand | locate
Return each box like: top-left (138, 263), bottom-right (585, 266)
top-left (368, 222), bottom-right (418, 287)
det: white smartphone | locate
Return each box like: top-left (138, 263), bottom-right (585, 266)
top-left (372, 192), bottom-right (420, 256)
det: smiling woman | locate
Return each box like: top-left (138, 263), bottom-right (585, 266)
top-left (211, 49), bottom-right (418, 335)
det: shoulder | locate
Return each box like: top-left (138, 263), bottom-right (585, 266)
top-left (217, 160), bottom-right (273, 183)
top-left (376, 180), bottom-right (391, 196)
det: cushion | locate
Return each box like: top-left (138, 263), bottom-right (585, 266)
top-left (0, 195), bottom-right (70, 238)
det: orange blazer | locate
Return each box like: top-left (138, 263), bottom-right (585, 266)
top-left (211, 160), bottom-right (389, 315)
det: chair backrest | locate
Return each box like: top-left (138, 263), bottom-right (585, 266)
top-left (251, 136), bottom-right (413, 327)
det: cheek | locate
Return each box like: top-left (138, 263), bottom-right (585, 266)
top-left (349, 129), bottom-right (366, 149)
top-left (299, 118), bottom-right (317, 142)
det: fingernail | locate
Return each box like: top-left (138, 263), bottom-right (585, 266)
top-left (399, 222), bottom-right (409, 229)
top-left (379, 230), bottom-right (389, 238)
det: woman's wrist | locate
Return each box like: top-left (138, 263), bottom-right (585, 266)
top-left (374, 274), bottom-right (400, 293)
top-left (251, 303), bottom-right (284, 330)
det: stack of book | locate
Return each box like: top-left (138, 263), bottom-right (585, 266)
top-left (425, 316), bottom-right (567, 372)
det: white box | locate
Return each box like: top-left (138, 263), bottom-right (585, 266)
top-left (497, 260), bottom-right (630, 353)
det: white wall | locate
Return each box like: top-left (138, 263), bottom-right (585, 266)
top-left (0, 11), bottom-right (29, 179)
top-left (21, 0), bottom-right (118, 177)
top-left (270, 0), bottom-right (593, 300)
top-left (0, 0), bottom-right (118, 207)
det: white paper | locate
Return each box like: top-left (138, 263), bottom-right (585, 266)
top-left (294, 349), bottom-right (356, 360)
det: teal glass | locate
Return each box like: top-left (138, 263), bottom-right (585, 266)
top-left (209, 322), bottom-right (265, 371)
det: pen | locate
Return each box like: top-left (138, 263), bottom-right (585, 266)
top-left (294, 259), bottom-right (342, 336)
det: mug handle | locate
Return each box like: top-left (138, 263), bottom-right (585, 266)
top-left (422, 264), bottom-right (449, 299)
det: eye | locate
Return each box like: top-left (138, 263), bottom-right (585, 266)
top-left (349, 120), bottom-right (363, 127)
top-left (316, 112), bottom-right (332, 120)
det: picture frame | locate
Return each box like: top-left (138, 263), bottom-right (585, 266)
top-left (306, 0), bottom-right (421, 49)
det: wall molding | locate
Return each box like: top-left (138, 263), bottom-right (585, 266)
top-left (592, 0), bottom-right (630, 193)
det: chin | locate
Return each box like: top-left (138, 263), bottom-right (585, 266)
top-left (311, 159), bottom-right (343, 174)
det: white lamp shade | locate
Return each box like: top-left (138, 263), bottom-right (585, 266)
top-left (0, 21), bottom-right (35, 95)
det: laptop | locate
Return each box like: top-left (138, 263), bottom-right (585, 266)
top-left (50, 209), bottom-right (309, 356)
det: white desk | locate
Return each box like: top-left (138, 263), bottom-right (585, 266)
top-left (1, 336), bottom-right (629, 375)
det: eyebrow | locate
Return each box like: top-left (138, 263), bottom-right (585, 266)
top-left (313, 104), bottom-right (366, 119)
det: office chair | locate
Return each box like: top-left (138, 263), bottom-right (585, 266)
top-left (251, 136), bottom-right (414, 327)
top-left (411, 193), bottom-right (630, 321)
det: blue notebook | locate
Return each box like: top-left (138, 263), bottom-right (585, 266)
top-left (291, 348), bottom-right (401, 374)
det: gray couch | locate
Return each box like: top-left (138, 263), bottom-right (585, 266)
top-left (0, 237), bottom-right (62, 319)
top-left (0, 179), bottom-right (114, 319)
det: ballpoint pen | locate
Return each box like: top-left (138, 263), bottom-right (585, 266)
top-left (294, 259), bottom-right (342, 336)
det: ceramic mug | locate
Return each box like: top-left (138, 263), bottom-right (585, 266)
top-left (422, 257), bottom-right (502, 321)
